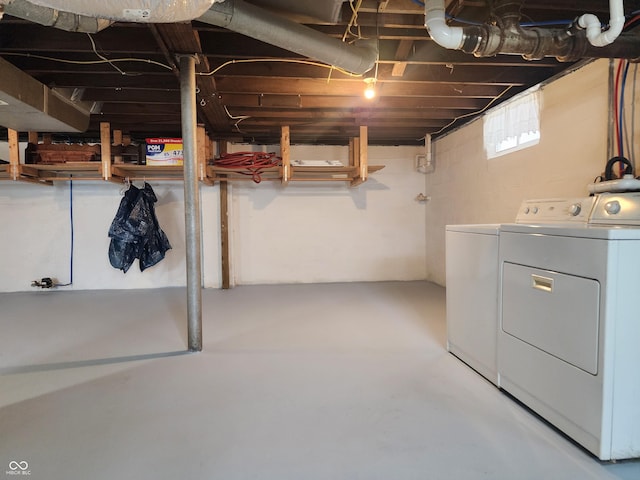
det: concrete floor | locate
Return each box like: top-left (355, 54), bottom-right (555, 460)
top-left (1, 281), bottom-right (638, 480)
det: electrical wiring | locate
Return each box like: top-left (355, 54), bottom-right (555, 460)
top-left (620, 60), bottom-right (631, 162)
top-left (430, 85), bottom-right (514, 136)
top-left (198, 58), bottom-right (363, 78)
top-left (213, 152), bottom-right (281, 183)
top-left (86, 33), bottom-right (127, 75)
top-left (631, 64), bottom-right (638, 170)
top-left (609, 59), bottom-right (638, 179)
top-left (223, 105), bottom-right (251, 134)
top-left (624, 13), bottom-right (640, 29)
top-left (614, 59), bottom-right (624, 158)
top-left (0, 52), bottom-right (173, 70)
top-left (343, 0), bottom-right (365, 43)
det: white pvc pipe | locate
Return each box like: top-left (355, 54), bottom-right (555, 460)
top-left (578, 0), bottom-right (625, 47)
top-left (424, 0), bottom-right (464, 50)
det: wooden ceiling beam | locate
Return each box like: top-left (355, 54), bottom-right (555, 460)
top-left (221, 107), bottom-right (471, 120)
top-left (219, 93), bottom-right (488, 109)
top-left (152, 23), bottom-right (232, 132)
top-left (82, 89), bottom-right (181, 103)
top-left (214, 77), bottom-right (507, 97)
top-left (391, 39), bottom-right (415, 77)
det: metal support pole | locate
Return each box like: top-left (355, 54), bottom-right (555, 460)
top-left (179, 54), bottom-right (203, 352)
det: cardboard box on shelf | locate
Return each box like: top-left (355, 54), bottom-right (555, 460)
top-left (145, 138), bottom-right (183, 166)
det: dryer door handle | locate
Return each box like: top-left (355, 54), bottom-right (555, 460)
top-left (531, 274), bottom-right (554, 293)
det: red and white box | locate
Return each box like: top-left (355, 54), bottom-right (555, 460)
top-left (145, 138), bottom-right (183, 166)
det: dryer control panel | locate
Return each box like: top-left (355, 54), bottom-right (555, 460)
top-left (515, 197), bottom-right (596, 224)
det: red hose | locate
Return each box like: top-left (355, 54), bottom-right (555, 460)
top-left (214, 152), bottom-right (281, 183)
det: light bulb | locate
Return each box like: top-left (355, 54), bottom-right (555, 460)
top-left (363, 78), bottom-right (376, 99)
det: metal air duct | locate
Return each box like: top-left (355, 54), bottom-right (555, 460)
top-left (198, 0), bottom-right (377, 75)
top-left (24, 0), bottom-right (218, 23)
top-left (1, 0), bottom-right (112, 32)
top-left (0, 57), bottom-right (90, 132)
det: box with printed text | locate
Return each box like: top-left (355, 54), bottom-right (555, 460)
top-left (145, 138), bottom-right (183, 166)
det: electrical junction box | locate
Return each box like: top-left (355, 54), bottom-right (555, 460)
top-left (145, 138), bottom-right (183, 166)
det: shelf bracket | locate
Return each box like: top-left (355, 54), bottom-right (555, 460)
top-left (100, 122), bottom-right (112, 181)
top-left (8, 128), bottom-right (19, 181)
top-left (350, 126), bottom-right (368, 187)
top-left (281, 125), bottom-right (290, 185)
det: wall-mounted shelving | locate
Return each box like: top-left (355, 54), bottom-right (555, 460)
top-left (208, 126), bottom-right (384, 186)
top-left (2, 125), bottom-right (384, 186)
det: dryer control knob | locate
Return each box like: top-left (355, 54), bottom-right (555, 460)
top-left (605, 200), bottom-right (621, 215)
top-left (569, 203), bottom-right (581, 216)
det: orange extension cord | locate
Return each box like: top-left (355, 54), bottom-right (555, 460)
top-left (213, 152), bottom-right (281, 183)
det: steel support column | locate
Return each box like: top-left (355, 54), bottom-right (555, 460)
top-left (179, 54), bottom-right (203, 352)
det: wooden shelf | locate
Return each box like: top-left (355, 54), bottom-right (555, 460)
top-left (111, 164), bottom-right (185, 182)
top-left (207, 165), bottom-right (282, 183)
top-left (20, 162), bottom-right (103, 182)
top-left (2, 124), bottom-right (384, 187)
top-left (0, 164), bottom-right (10, 180)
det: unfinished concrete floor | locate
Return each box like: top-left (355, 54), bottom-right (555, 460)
top-left (1, 281), bottom-right (638, 479)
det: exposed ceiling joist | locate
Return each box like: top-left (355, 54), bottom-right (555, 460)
top-left (2, 0), bottom-right (640, 145)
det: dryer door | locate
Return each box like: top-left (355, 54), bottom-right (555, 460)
top-left (502, 262), bottom-right (600, 375)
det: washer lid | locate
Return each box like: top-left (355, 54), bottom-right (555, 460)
top-left (445, 224), bottom-right (501, 235)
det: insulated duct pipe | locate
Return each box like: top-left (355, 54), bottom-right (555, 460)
top-left (1, 0), bottom-right (112, 32)
top-left (425, 0), bottom-right (640, 61)
top-left (198, 0), bottom-right (377, 75)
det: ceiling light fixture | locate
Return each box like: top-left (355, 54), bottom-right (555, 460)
top-left (363, 77), bottom-right (376, 99)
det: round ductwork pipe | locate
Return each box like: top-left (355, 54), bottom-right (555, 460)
top-left (198, 0), bottom-right (378, 75)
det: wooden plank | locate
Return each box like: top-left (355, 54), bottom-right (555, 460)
top-left (27, 131), bottom-right (39, 144)
top-left (100, 122), bottom-right (112, 180)
top-left (281, 125), bottom-right (290, 185)
top-left (197, 125), bottom-right (207, 182)
top-left (349, 138), bottom-right (360, 169)
top-left (351, 126), bottom-right (368, 187)
top-left (113, 129), bottom-right (123, 164)
top-left (392, 39), bottom-right (414, 77)
top-left (348, 138), bottom-right (355, 168)
top-left (111, 165), bottom-right (184, 181)
top-left (8, 129), bottom-right (20, 181)
top-left (219, 140), bottom-right (230, 290)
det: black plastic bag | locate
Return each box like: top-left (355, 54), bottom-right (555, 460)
top-left (108, 183), bottom-right (171, 273)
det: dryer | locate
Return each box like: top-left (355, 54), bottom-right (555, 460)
top-left (498, 193), bottom-right (640, 460)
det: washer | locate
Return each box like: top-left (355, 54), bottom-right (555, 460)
top-left (498, 194), bottom-right (640, 460)
top-left (445, 224), bottom-right (500, 386)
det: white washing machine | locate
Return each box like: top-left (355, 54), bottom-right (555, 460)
top-left (499, 194), bottom-right (640, 460)
top-left (445, 224), bottom-right (500, 386)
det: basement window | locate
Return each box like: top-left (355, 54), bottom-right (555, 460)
top-left (483, 89), bottom-right (540, 159)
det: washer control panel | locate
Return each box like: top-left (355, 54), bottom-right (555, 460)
top-left (515, 197), bottom-right (596, 224)
top-left (590, 193), bottom-right (640, 225)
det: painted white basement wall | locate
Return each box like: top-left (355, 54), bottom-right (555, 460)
top-left (225, 144), bottom-right (427, 285)
top-left (0, 170), bottom-right (221, 292)
top-left (425, 59), bottom-right (615, 286)
top-left (0, 143), bottom-right (425, 291)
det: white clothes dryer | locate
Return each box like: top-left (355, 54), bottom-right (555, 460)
top-left (499, 193), bottom-right (640, 460)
